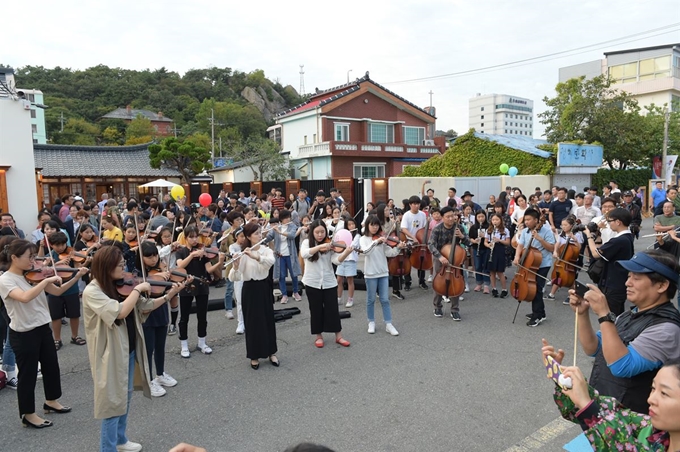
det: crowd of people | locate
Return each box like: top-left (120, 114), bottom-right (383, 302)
top-left (1, 179), bottom-right (680, 451)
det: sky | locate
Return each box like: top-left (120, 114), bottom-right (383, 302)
top-left (4, 0), bottom-right (680, 138)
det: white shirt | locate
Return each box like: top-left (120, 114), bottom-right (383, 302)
top-left (228, 247), bottom-right (274, 282)
top-left (511, 207), bottom-right (527, 225)
top-left (359, 236), bottom-right (400, 279)
top-left (401, 210), bottom-right (426, 237)
top-left (592, 215), bottom-right (613, 244)
top-left (300, 239), bottom-right (342, 289)
top-left (0, 271), bottom-right (51, 332)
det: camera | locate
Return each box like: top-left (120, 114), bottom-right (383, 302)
top-left (586, 222), bottom-right (599, 234)
top-left (572, 223), bottom-right (587, 233)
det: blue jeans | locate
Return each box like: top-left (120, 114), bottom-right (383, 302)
top-left (2, 326), bottom-right (16, 371)
top-left (473, 250), bottom-right (491, 285)
top-left (223, 279), bottom-right (234, 311)
top-left (100, 351), bottom-right (135, 452)
top-left (279, 256), bottom-right (298, 295)
top-left (365, 277), bottom-right (392, 323)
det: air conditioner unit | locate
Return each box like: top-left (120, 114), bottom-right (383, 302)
top-left (423, 140), bottom-right (435, 146)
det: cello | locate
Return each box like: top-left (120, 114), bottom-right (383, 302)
top-left (510, 216), bottom-right (545, 303)
top-left (432, 220), bottom-right (466, 298)
top-left (410, 220), bottom-right (433, 271)
top-left (388, 229), bottom-right (411, 277)
top-left (551, 233), bottom-right (580, 288)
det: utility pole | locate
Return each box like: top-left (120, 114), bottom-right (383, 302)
top-left (347, 69), bottom-right (352, 84)
top-left (299, 65), bottom-right (305, 96)
top-left (60, 112), bottom-right (64, 132)
top-left (428, 90), bottom-right (434, 108)
top-left (662, 108), bottom-right (670, 181)
top-left (210, 108), bottom-right (215, 160)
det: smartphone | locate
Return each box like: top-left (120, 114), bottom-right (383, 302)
top-left (574, 280), bottom-right (589, 298)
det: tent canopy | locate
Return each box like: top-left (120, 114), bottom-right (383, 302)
top-left (139, 179), bottom-right (179, 188)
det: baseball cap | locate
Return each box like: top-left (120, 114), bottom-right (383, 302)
top-left (617, 253), bottom-right (679, 285)
top-left (623, 191), bottom-right (633, 196)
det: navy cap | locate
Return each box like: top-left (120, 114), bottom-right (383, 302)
top-left (617, 253), bottom-right (679, 285)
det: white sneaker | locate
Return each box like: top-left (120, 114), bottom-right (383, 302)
top-left (116, 441), bottom-right (143, 452)
top-left (273, 288), bottom-right (282, 297)
top-left (280, 296), bottom-right (288, 304)
top-left (385, 323), bottom-right (399, 336)
top-left (155, 372), bottom-right (177, 387)
top-left (337, 297), bottom-right (343, 306)
top-left (345, 298), bottom-right (354, 308)
top-left (464, 285), bottom-right (470, 293)
top-left (443, 296), bottom-right (450, 303)
top-left (459, 296), bottom-right (465, 301)
top-left (293, 292), bottom-right (302, 301)
top-left (149, 380), bottom-right (166, 397)
top-left (427, 275), bottom-right (433, 282)
top-left (180, 348), bottom-right (190, 358)
top-left (197, 344), bottom-right (212, 354)
top-left (225, 310), bottom-right (234, 319)
top-left (236, 324), bottom-right (245, 335)
top-left (367, 321), bottom-right (375, 334)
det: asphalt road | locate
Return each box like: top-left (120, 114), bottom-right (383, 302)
top-left (0, 217), bottom-right (664, 452)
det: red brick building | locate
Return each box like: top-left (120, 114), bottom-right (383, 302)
top-left (102, 106), bottom-right (174, 136)
top-left (271, 72), bottom-right (445, 180)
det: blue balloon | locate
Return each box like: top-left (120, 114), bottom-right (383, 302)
top-left (508, 166), bottom-right (518, 177)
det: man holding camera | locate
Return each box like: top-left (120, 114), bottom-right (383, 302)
top-left (584, 208), bottom-right (634, 316)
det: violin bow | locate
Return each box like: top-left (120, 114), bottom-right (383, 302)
top-left (43, 232), bottom-right (60, 285)
top-left (133, 213), bottom-right (147, 284)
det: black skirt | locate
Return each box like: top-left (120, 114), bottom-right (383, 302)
top-left (489, 244), bottom-right (507, 272)
top-left (242, 279), bottom-right (277, 359)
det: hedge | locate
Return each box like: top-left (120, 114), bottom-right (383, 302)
top-left (591, 168), bottom-right (651, 191)
top-left (401, 130), bottom-right (554, 177)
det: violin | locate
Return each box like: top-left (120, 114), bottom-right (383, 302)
top-left (432, 221), bottom-right (466, 298)
top-left (196, 244), bottom-right (223, 260)
top-left (388, 231), bottom-right (412, 277)
top-left (320, 237), bottom-right (352, 253)
top-left (125, 239), bottom-right (139, 249)
top-left (115, 272), bottom-right (176, 298)
top-left (24, 263), bottom-right (80, 285)
top-left (510, 215), bottom-right (545, 302)
top-left (59, 247), bottom-right (89, 264)
top-left (410, 222), bottom-right (433, 271)
top-left (373, 232), bottom-right (400, 248)
top-left (149, 268), bottom-right (206, 286)
top-left (551, 234), bottom-right (579, 288)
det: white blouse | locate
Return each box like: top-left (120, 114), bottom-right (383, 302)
top-left (228, 246), bottom-right (274, 282)
top-left (300, 239), bottom-right (342, 289)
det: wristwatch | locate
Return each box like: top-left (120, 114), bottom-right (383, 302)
top-left (597, 312), bottom-right (616, 324)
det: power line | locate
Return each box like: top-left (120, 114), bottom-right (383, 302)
top-left (384, 22), bottom-right (680, 85)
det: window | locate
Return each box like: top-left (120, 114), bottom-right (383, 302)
top-left (31, 124), bottom-right (37, 133)
top-left (353, 164), bottom-right (385, 179)
top-left (335, 123), bottom-right (349, 141)
top-left (30, 109), bottom-right (36, 119)
top-left (33, 138), bottom-right (38, 144)
top-left (304, 135), bottom-right (307, 145)
top-left (28, 93), bottom-right (35, 102)
top-left (480, 123), bottom-right (484, 127)
top-left (480, 115), bottom-right (484, 119)
top-left (609, 61), bottom-right (638, 84)
top-left (481, 107), bottom-right (485, 111)
top-left (403, 126), bottom-right (425, 145)
top-left (369, 123), bottom-right (394, 143)
top-left (639, 56), bottom-right (671, 80)
top-left (505, 129), bottom-right (508, 134)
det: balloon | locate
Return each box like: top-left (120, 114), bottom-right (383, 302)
top-left (508, 166), bottom-right (518, 177)
top-left (199, 193), bottom-right (212, 207)
top-left (500, 164), bottom-right (509, 174)
top-left (170, 185), bottom-right (185, 200)
top-left (333, 229), bottom-right (353, 248)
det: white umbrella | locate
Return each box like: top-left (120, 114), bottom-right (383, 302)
top-left (139, 179), bottom-right (179, 188)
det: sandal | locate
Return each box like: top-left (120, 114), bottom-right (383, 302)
top-left (71, 336), bottom-right (86, 346)
top-left (54, 340), bottom-right (63, 351)
top-left (473, 285), bottom-right (482, 292)
top-left (314, 338), bottom-right (324, 348)
top-left (335, 338), bottom-right (350, 347)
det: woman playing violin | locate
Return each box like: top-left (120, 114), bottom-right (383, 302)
top-left (360, 215), bottom-right (406, 336)
top-left (46, 231), bottom-right (90, 349)
top-left (136, 242), bottom-right (178, 397)
top-left (82, 244), bottom-right (185, 452)
top-left (0, 238), bottom-right (88, 429)
top-left (155, 226), bottom-right (181, 335)
top-left (175, 225), bottom-right (225, 358)
top-left (376, 204), bottom-right (406, 300)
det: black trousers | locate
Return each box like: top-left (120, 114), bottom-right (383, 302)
top-left (9, 324), bottom-right (62, 417)
top-left (179, 294), bottom-right (208, 340)
top-left (531, 267), bottom-right (550, 319)
top-left (391, 276), bottom-right (402, 291)
top-left (143, 325), bottom-right (167, 377)
top-left (404, 270), bottom-right (425, 286)
top-left (306, 286), bottom-right (341, 334)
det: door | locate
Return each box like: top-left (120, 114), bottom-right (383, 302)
top-left (96, 185), bottom-right (109, 203)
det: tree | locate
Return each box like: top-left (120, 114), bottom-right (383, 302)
top-left (148, 137), bottom-right (212, 183)
top-left (539, 75), bottom-right (647, 169)
top-left (52, 118), bottom-right (100, 145)
top-left (231, 136), bottom-right (289, 181)
top-left (436, 129), bottom-right (457, 139)
top-left (125, 115), bottom-right (155, 144)
top-left (101, 126), bottom-right (122, 145)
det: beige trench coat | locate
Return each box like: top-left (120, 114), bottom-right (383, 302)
top-left (82, 280), bottom-right (154, 419)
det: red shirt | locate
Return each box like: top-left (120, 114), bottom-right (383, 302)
top-left (270, 196), bottom-right (285, 212)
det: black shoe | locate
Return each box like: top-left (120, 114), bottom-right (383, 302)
top-left (419, 282), bottom-right (428, 290)
top-left (60, 318), bottom-right (68, 325)
top-left (492, 289), bottom-right (499, 298)
top-left (526, 316), bottom-right (546, 327)
top-left (43, 403), bottom-right (72, 414)
top-left (54, 340), bottom-right (63, 351)
top-left (500, 290), bottom-right (508, 299)
top-left (22, 416), bottom-right (53, 429)
top-left (450, 312), bottom-right (461, 321)
top-left (269, 356), bottom-right (280, 367)
top-left (433, 308), bottom-right (443, 318)
top-left (525, 313), bottom-right (533, 319)
top-left (250, 360), bottom-right (259, 370)
top-left (404, 284), bottom-right (412, 292)
top-left (392, 291), bottom-right (405, 300)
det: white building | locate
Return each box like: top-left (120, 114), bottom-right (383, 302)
top-left (468, 93), bottom-right (534, 137)
top-left (0, 67), bottom-right (47, 144)
top-left (559, 43), bottom-right (680, 111)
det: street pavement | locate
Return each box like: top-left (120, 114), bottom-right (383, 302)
top-left (0, 217), bottom-right (664, 451)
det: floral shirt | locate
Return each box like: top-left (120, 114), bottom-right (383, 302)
top-left (553, 385), bottom-right (669, 451)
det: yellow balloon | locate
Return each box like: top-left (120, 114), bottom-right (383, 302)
top-left (171, 185), bottom-right (185, 200)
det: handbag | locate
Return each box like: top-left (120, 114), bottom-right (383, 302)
top-left (0, 369), bottom-right (6, 390)
top-left (587, 258), bottom-right (605, 284)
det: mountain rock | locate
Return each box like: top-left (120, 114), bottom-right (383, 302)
top-left (241, 86), bottom-right (287, 122)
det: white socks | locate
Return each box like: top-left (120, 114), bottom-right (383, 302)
top-left (198, 337), bottom-right (206, 348)
top-left (180, 340), bottom-right (189, 351)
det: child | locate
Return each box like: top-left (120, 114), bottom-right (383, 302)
top-left (265, 210), bottom-right (301, 304)
top-left (360, 215), bottom-right (406, 336)
top-left (485, 213), bottom-right (511, 298)
top-left (296, 215), bottom-right (311, 277)
top-left (155, 226), bottom-right (181, 335)
top-left (426, 207), bottom-right (442, 282)
top-left (545, 215), bottom-right (583, 303)
top-left (47, 231), bottom-right (88, 349)
top-left (336, 218), bottom-right (360, 307)
top-left (468, 210), bottom-right (491, 294)
top-left (137, 241), bottom-right (178, 397)
top-left (229, 226), bottom-right (247, 334)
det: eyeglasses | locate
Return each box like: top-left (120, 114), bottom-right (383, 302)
top-left (117, 261), bottom-right (126, 269)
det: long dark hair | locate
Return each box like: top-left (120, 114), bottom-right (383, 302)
top-left (363, 215), bottom-right (382, 236)
top-left (135, 241), bottom-right (159, 274)
top-left (307, 219), bottom-right (328, 262)
top-left (76, 223), bottom-right (95, 242)
top-left (243, 222), bottom-right (260, 248)
top-left (90, 245), bottom-right (123, 300)
top-left (0, 236), bottom-right (24, 271)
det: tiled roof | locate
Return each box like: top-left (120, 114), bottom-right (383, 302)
top-left (471, 132), bottom-right (551, 158)
top-left (34, 143), bottom-right (181, 177)
top-left (277, 72), bottom-right (435, 120)
top-left (102, 108), bottom-right (173, 122)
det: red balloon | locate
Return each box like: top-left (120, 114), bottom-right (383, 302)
top-left (198, 193), bottom-right (212, 207)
